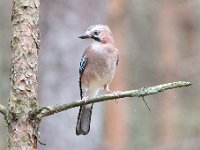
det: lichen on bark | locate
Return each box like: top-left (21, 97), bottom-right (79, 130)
top-left (8, 0), bottom-right (40, 149)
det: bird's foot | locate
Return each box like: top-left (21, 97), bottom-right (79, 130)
top-left (82, 96), bottom-right (88, 103)
top-left (78, 96), bottom-right (88, 103)
top-left (105, 88), bottom-right (121, 103)
top-left (112, 91), bottom-right (122, 103)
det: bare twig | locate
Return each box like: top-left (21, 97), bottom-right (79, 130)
top-left (142, 96), bottom-right (151, 111)
top-left (33, 81), bottom-right (191, 119)
top-left (0, 104), bottom-right (7, 116)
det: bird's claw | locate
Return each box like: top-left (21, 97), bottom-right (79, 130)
top-left (78, 97), bottom-right (88, 103)
top-left (107, 90), bottom-right (121, 103)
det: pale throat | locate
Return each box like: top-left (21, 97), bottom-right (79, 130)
top-left (91, 41), bottom-right (104, 52)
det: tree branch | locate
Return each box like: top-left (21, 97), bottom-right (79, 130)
top-left (33, 81), bottom-right (191, 119)
top-left (0, 104), bottom-right (7, 116)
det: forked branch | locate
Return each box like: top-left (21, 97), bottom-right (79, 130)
top-left (33, 81), bottom-right (191, 119)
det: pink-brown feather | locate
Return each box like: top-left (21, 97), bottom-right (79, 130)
top-left (76, 25), bottom-right (119, 135)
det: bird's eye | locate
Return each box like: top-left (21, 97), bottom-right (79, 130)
top-left (94, 30), bottom-right (99, 36)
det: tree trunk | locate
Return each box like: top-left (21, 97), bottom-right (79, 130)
top-left (104, 0), bottom-right (129, 150)
top-left (7, 0), bottom-right (40, 149)
top-left (155, 1), bottom-right (180, 147)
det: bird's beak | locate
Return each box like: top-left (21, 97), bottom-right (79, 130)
top-left (78, 33), bottom-right (90, 39)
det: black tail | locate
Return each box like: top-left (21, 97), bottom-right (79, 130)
top-left (76, 104), bottom-right (93, 135)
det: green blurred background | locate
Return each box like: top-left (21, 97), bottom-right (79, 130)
top-left (0, 0), bottom-right (200, 150)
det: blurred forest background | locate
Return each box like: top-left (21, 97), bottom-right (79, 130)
top-left (0, 0), bottom-right (200, 150)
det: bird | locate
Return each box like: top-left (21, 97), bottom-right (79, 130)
top-left (76, 25), bottom-right (119, 135)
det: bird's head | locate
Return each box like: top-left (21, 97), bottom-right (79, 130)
top-left (79, 25), bottom-right (114, 44)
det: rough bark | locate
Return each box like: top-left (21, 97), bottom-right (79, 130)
top-left (7, 0), bottom-right (40, 149)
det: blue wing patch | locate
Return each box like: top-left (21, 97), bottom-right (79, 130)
top-left (79, 55), bottom-right (88, 76)
top-left (79, 55), bottom-right (88, 99)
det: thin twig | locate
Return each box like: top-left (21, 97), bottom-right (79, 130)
top-left (32, 81), bottom-right (191, 119)
top-left (142, 96), bottom-right (151, 111)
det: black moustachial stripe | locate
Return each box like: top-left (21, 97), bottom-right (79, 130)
top-left (91, 35), bottom-right (101, 42)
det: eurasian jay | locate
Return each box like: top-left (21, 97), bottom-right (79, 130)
top-left (76, 25), bottom-right (119, 135)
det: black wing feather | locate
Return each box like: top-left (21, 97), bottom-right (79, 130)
top-left (116, 54), bottom-right (119, 66)
top-left (79, 55), bottom-right (88, 99)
